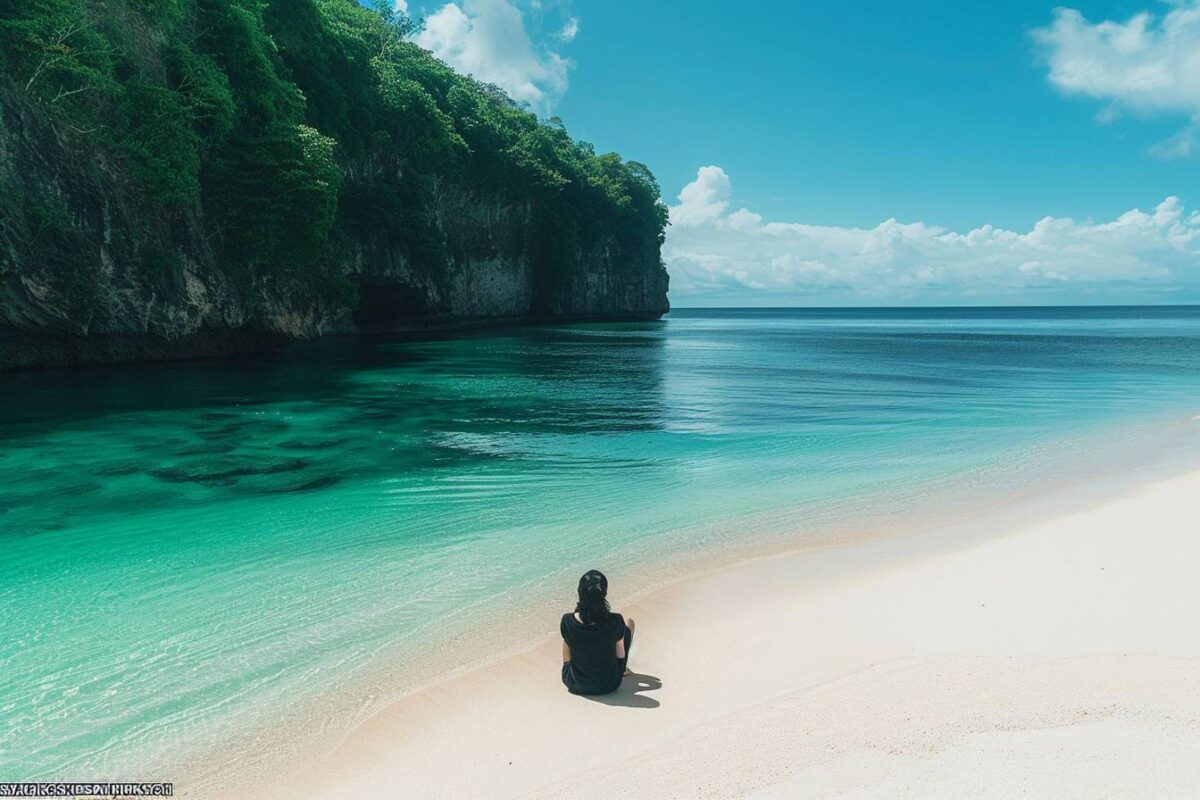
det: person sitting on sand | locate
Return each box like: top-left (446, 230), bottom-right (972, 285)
top-left (561, 570), bottom-right (634, 695)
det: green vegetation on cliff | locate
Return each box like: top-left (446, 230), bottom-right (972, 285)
top-left (0, 0), bottom-right (668, 309)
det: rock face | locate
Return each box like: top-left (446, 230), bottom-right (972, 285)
top-left (0, 84), bottom-right (669, 372)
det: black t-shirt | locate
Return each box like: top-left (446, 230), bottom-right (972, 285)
top-left (561, 612), bottom-right (626, 695)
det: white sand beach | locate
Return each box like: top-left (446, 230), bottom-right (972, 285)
top-left (261, 463), bottom-right (1200, 799)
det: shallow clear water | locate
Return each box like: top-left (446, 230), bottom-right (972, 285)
top-left (2, 307), bottom-right (1199, 783)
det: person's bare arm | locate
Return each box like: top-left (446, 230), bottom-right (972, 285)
top-left (562, 641), bottom-right (571, 663)
top-left (616, 617), bottom-right (633, 659)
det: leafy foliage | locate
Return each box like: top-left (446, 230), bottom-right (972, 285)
top-left (0, 0), bottom-right (115, 124)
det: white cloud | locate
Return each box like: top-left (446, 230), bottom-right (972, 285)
top-left (394, 0), bottom-right (408, 13)
top-left (669, 165), bottom-right (733, 227)
top-left (1033, 2), bottom-right (1200, 157)
top-left (1148, 123), bottom-right (1199, 158)
top-left (414, 0), bottom-right (572, 111)
top-left (665, 167), bottom-right (1200, 304)
top-left (560, 17), bottom-right (579, 43)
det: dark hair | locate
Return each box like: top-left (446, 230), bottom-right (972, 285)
top-left (575, 569), bottom-right (610, 626)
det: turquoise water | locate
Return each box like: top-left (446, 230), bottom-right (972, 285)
top-left (2, 307), bottom-right (1199, 786)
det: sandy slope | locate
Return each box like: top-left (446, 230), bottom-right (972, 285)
top-left (262, 466), bottom-right (1200, 799)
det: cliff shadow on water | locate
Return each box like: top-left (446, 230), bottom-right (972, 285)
top-left (0, 321), bottom-right (671, 536)
top-left (0, 0), bottom-right (669, 372)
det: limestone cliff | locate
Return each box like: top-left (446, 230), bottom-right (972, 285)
top-left (0, 84), bottom-right (668, 371)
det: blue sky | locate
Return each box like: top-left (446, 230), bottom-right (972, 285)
top-left (397, 0), bottom-right (1200, 305)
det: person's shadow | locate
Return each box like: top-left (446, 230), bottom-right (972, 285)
top-left (583, 672), bottom-right (663, 708)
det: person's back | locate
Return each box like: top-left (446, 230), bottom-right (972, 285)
top-left (560, 570), bottom-right (634, 695)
